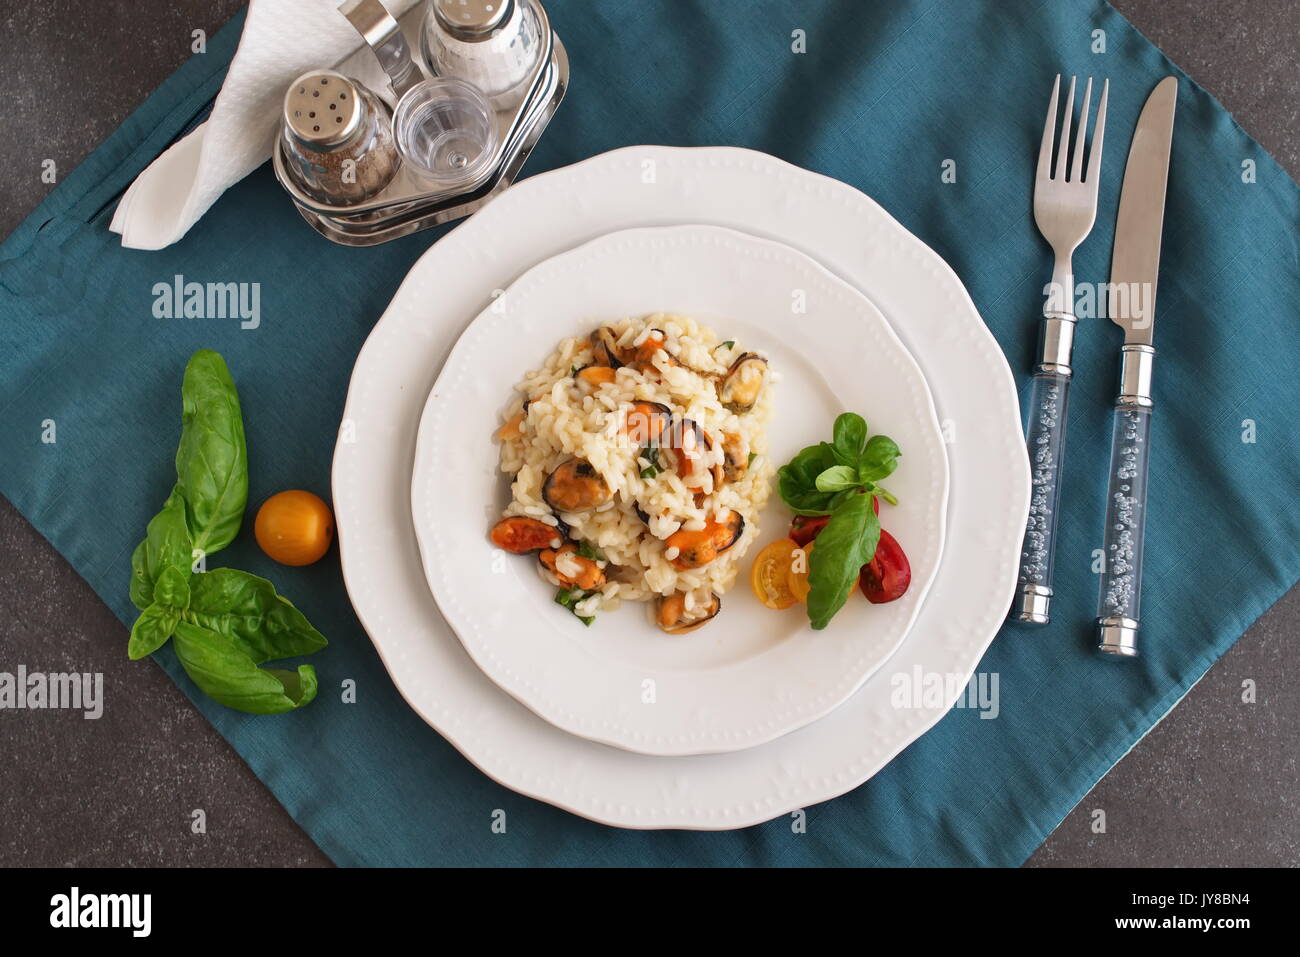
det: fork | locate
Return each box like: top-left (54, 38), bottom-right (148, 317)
top-left (1011, 74), bottom-right (1109, 625)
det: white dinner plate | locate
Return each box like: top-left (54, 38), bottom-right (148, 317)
top-left (332, 146), bottom-right (1029, 829)
top-left (411, 225), bottom-right (949, 756)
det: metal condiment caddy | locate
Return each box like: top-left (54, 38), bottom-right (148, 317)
top-left (272, 0), bottom-right (568, 246)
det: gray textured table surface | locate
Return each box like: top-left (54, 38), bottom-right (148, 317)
top-left (0, 0), bottom-right (1295, 867)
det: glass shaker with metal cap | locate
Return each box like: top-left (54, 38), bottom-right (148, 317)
top-left (419, 0), bottom-right (545, 106)
top-left (280, 70), bottom-right (400, 206)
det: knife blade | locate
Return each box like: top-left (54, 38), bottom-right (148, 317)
top-left (1107, 76), bottom-right (1177, 343)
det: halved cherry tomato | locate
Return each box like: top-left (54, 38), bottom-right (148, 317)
top-left (750, 538), bottom-right (799, 609)
top-left (787, 541), bottom-right (815, 603)
top-left (859, 530), bottom-right (910, 604)
top-left (789, 514), bottom-right (829, 546)
top-left (789, 496), bottom-right (878, 545)
top-left (255, 490), bottom-right (334, 566)
top-left (490, 516), bottom-right (561, 554)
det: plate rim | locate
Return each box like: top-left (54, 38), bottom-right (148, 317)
top-left (332, 144), bottom-right (1030, 829)
top-left (409, 223), bottom-right (950, 756)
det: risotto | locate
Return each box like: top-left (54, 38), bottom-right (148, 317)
top-left (489, 314), bottom-right (775, 633)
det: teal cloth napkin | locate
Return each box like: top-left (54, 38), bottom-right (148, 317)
top-left (2, 0), bottom-right (1296, 866)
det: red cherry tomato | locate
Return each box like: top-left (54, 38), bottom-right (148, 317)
top-left (789, 496), bottom-right (879, 546)
top-left (789, 514), bottom-right (830, 546)
top-left (859, 530), bottom-right (910, 604)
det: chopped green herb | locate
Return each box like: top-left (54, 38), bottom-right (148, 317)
top-left (554, 587), bottom-right (596, 626)
top-left (721, 340), bottom-right (736, 349)
top-left (639, 444), bottom-right (661, 480)
top-left (747, 451), bottom-right (758, 467)
top-left (575, 540), bottom-right (605, 562)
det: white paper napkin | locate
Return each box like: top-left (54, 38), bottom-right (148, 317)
top-left (110, 0), bottom-right (422, 250)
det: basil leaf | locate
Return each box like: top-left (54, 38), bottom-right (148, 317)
top-left (806, 493), bottom-right (881, 630)
top-left (826, 441), bottom-right (857, 469)
top-left (127, 604), bottom-right (181, 660)
top-left (814, 465), bottom-right (860, 492)
top-left (172, 621), bottom-right (319, 714)
top-left (779, 484), bottom-right (839, 516)
top-left (174, 350), bottom-right (248, 556)
top-left (827, 487), bottom-right (861, 511)
top-left (832, 413), bottom-right (868, 460)
top-left (153, 564), bottom-right (191, 610)
top-left (783, 442), bottom-right (837, 486)
top-left (128, 488), bottom-right (193, 610)
top-left (778, 442), bottom-right (841, 515)
top-left (127, 565), bottom-right (192, 659)
top-left (182, 568), bottom-right (327, 664)
top-left (858, 434), bottom-right (901, 482)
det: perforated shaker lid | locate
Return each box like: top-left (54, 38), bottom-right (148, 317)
top-left (433, 0), bottom-right (514, 40)
top-left (283, 71), bottom-right (363, 149)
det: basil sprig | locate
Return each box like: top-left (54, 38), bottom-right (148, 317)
top-left (127, 350), bottom-right (326, 714)
top-left (777, 413), bottom-right (901, 630)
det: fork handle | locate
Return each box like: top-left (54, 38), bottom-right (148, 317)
top-left (1097, 345), bottom-right (1156, 658)
top-left (1012, 370), bottom-right (1071, 623)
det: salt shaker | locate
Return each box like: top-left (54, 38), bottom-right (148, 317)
top-left (280, 70), bottom-right (400, 206)
top-left (419, 0), bottom-right (545, 106)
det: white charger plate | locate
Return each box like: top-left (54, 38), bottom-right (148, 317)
top-left (411, 225), bottom-right (949, 756)
top-left (332, 146), bottom-right (1030, 829)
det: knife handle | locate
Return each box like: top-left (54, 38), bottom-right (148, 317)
top-left (1011, 369), bottom-right (1071, 624)
top-left (1097, 345), bottom-right (1155, 658)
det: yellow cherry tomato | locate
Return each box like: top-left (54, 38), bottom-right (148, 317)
top-left (787, 541), bottom-right (815, 603)
top-left (255, 490), bottom-right (334, 566)
top-left (750, 538), bottom-right (799, 610)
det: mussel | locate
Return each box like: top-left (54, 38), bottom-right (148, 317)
top-left (668, 417), bottom-right (711, 485)
top-left (624, 400), bottom-right (672, 445)
top-left (627, 329), bottom-right (680, 368)
top-left (575, 364), bottom-right (617, 388)
top-left (664, 509), bottom-right (744, 569)
top-left (539, 543), bottom-right (606, 590)
top-left (542, 458), bottom-right (613, 513)
top-left (720, 431), bottom-right (748, 484)
top-left (717, 352), bottom-right (768, 414)
top-left (655, 592), bottom-right (722, 635)
top-left (589, 326), bottom-right (625, 368)
top-left (489, 516), bottom-right (563, 553)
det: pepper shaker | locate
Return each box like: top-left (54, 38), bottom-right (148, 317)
top-left (280, 70), bottom-right (400, 206)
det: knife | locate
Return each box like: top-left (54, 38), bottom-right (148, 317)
top-left (1096, 76), bottom-right (1177, 658)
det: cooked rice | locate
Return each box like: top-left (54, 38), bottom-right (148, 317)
top-left (496, 314), bottom-right (775, 628)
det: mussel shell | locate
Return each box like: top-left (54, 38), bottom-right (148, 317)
top-left (718, 352), bottom-right (768, 414)
top-left (657, 592), bottom-right (722, 635)
top-left (720, 432), bottom-right (747, 484)
top-left (714, 510), bottom-right (744, 553)
top-left (590, 326), bottom-right (625, 368)
top-left (627, 401), bottom-right (672, 445)
top-left (542, 458), bottom-right (613, 512)
top-left (670, 417), bottom-right (710, 480)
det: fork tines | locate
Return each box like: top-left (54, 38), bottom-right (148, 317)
top-left (1038, 74), bottom-right (1109, 185)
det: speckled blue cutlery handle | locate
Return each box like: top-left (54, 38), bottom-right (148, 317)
top-left (1012, 371), bottom-right (1071, 624)
top-left (1097, 404), bottom-right (1152, 657)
